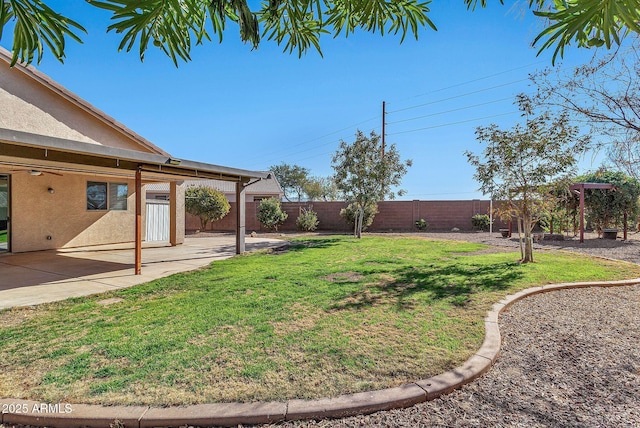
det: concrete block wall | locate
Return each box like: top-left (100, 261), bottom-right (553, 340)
top-left (188, 200), bottom-right (508, 233)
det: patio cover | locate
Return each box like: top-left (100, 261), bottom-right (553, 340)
top-left (0, 127), bottom-right (266, 273)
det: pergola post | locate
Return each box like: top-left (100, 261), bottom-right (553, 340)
top-left (135, 166), bottom-right (142, 274)
top-left (570, 182), bottom-right (616, 244)
top-left (579, 183), bottom-right (585, 243)
top-left (236, 181), bottom-right (246, 254)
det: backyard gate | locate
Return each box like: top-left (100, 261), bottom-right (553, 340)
top-left (146, 200), bottom-right (170, 242)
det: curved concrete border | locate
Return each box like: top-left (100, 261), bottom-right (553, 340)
top-left (2, 277), bottom-right (639, 428)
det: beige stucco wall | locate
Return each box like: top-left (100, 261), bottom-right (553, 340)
top-left (0, 65), bottom-right (157, 153)
top-left (6, 171), bottom-right (144, 253)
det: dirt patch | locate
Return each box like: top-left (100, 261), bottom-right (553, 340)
top-left (96, 298), bottom-right (124, 306)
top-left (267, 244), bottom-right (292, 255)
top-left (322, 272), bottom-right (365, 283)
top-left (0, 306), bottom-right (39, 328)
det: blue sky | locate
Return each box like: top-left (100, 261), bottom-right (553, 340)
top-left (2, 1), bottom-right (604, 199)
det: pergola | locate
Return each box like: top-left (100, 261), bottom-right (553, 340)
top-left (569, 182), bottom-right (616, 243)
top-left (0, 128), bottom-right (267, 274)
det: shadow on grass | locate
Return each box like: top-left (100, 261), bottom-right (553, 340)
top-left (330, 261), bottom-right (524, 311)
top-left (271, 237), bottom-right (346, 255)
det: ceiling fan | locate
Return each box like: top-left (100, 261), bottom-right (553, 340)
top-left (10, 168), bottom-right (63, 177)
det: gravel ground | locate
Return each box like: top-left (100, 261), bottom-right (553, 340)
top-left (256, 231), bottom-right (640, 428)
top-left (414, 230), bottom-right (640, 265)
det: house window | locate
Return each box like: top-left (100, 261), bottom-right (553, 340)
top-left (87, 182), bottom-right (107, 210)
top-left (87, 181), bottom-right (128, 211)
top-left (109, 183), bottom-right (128, 210)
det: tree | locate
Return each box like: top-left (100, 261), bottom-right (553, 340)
top-left (185, 186), bottom-right (231, 231)
top-left (339, 201), bottom-right (378, 232)
top-left (1, 0), bottom-right (435, 65)
top-left (532, 41), bottom-right (640, 176)
top-left (304, 176), bottom-right (339, 201)
top-left (257, 197), bottom-right (288, 231)
top-left (2, 0), bottom-right (637, 66)
top-left (270, 163), bottom-right (309, 202)
top-left (465, 96), bottom-right (590, 263)
top-left (332, 130), bottom-right (411, 238)
top-left (577, 169), bottom-right (640, 233)
top-left (605, 131), bottom-right (640, 180)
top-left (524, 0), bottom-right (640, 64)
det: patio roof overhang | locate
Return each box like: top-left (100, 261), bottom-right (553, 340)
top-left (0, 128), bottom-right (266, 183)
top-left (0, 127), bottom-right (260, 273)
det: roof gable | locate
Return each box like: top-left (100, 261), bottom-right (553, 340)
top-left (0, 47), bottom-right (169, 156)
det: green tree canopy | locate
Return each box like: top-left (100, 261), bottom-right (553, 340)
top-left (269, 163), bottom-right (309, 202)
top-left (1, 0), bottom-right (637, 65)
top-left (576, 169), bottom-right (640, 231)
top-left (303, 176), bottom-right (339, 201)
top-left (466, 95), bottom-right (590, 263)
top-left (185, 185), bottom-right (231, 231)
top-left (332, 129), bottom-right (411, 238)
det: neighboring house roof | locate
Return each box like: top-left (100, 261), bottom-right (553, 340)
top-left (146, 175), bottom-right (283, 195)
top-left (0, 47), bottom-right (169, 156)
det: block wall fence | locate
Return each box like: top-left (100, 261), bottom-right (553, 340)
top-left (186, 200), bottom-right (510, 233)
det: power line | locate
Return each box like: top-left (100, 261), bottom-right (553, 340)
top-left (254, 125), bottom-right (384, 167)
top-left (387, 96), bottom-right (514, 125)
top-left (245, 115), bottom-right (379, 166)
top-left (389, 111), bottom-right (519, 136)
top-left (248, 61), bottom-right (544, 169)
top-left (388, 79), bottom-right (529, 114)
top-left (398, 61), bottom-right (545, 102)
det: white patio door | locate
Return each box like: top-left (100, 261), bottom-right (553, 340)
top-left (145, 200), bottom-right (170, 242)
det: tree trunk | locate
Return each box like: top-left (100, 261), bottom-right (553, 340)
top-left (517, 217), bottom-right (524, 261)
top-left (522, 214), bottom-right (534, 263)
top-left (356, 207), bottom-right (364, 238)
top-left (353, 216), bottom-right (358, 238)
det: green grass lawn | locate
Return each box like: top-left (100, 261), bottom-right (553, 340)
top-left (1, 235), bottom-right (639, 406)
top-left (0, 230), bottom-right (6, 243)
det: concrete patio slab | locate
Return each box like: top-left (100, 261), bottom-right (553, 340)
top-left (0, 235), bottom-right (283, 309)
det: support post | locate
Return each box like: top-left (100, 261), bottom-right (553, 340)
top-left (381, 101), bottom-right (386, 157)
top-left (135, 166), bottom-right (142, 274)
top-left (236, 181), bottom-right (246, 254)
top-left (170, 181), bottom-right (185, 246)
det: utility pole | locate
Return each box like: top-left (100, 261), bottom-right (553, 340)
top-left (381, 101), bottom-right (386, 157)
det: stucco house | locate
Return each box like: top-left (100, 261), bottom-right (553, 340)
top-left (0, 47), bottom-right (263, 270)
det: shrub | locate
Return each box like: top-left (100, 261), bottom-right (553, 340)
top-left (415, 218), bottom-right (429, 231)
top-left (185, 186), bottom-right (231, 231)
top-left (471, 214), bottom-right (491, 231)
top-left (296, 208), bottom-right (319, 232)
top-left (257, 198), bottom-right (288, 231)
top-left (340, 202), bottom-right (378, 231)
